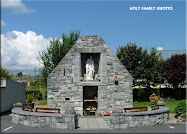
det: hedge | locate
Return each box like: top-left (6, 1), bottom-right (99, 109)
top-left (133, 88), bottom-right (186, 102)
top-left (26, 89), bottom-right (43, 100)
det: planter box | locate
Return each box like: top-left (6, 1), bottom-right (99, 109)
top-left (87, 110), bottom-right (95, 116)
top-left (22, 103), bottom-right (34, 112)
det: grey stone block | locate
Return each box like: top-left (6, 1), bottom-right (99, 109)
top-left (112, 108), bottom-right (123, 113)
top-left (30, 122), bottom-right (38, 127)
top-left (12, 117), bottom-right (19, 124)
top-left (58, 117), bottom-right (65, 123)
top-left (23, 120), bottom-right (30, 126)
top-left (50, 123), bottom-right (56, 128)
top-left (56, 123), bottom-right (68, 129)
top-left (39, 122), bottom-right (49, 128)
top-left (51, 117), bottom-right (58, 123)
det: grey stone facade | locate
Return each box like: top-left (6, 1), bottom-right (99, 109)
top-left (11, 108), bottom-right (78, 129)
top-left (47, 35), bottom-right (133, 115)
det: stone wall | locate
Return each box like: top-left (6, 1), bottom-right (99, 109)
top-left (11, 108), bottom-right (78, 130)
top-left (47, 35), bottom-right (133, 115)
top-left (110, 107), bottom-right (169, 129)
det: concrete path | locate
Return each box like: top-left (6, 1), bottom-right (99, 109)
top-left (78, 117), bottom-right (110, 129)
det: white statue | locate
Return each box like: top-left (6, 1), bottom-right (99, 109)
top-left (86, 56), bottom-right (95, 80)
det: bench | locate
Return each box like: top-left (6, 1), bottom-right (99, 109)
top-left (22, 103), bottom-right (34, 112)
top-left (151, 105), bottom-right (159, 110)
top-left (35, 107), bottom-right (60, 113)
top-left (124, 107), bottom-right (147, 112)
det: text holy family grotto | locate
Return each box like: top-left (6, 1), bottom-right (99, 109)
top-left (130, 7), bottom-right (173, 11)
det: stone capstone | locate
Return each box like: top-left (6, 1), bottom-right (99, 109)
top-left (13, 102), bottom-right (22, 107)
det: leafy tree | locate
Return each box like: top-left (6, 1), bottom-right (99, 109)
top-left (39, 31), bottom-right (80, 85)
top-left (33, 69), bottom-right (46, 89)
top-left (0, 66), bottom-right (16, 80)
top-left (17, 72), bottom-right (23, 77)
top-left (116, 43), bottom-right (163, 88)
top-left (163, 54), bottom-right (186, 88)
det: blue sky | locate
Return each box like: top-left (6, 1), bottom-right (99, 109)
top-left (1, 0), bottom-right (186, 75)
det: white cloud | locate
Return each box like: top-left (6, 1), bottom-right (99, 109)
top-left (1, 20), bottom-right (6, 27)
top-left (1, 31), bottom-right (52, 75)
top-left (1, 0), bottom-right (35, 13)
top-left (157, 46), bottom-right (163, 51)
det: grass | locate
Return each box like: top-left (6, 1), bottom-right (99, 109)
top-left (133, 99), bottom-right (186, 113)
top-left (165, 100), bottom-right (186, 113)
top-left (32, 99), bottom-right (47, 105)
top-left (38, 101), bottom-right (47, 105)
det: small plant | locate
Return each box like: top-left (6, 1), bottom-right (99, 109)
top-left (27, 94), bottom-right (33, 103)
top-left (175, 101), bottom-right (186, 115)
top-left (86, 106), bottom-right (96, 111)
top-left (149, 93), bottom-right (158, 106)
top-left (157, 95), bottom-right (164, 102)
top-left (98, 113), bottom-right (102, 116)
top-left (149, 93), bottom-right (164, 106)
top-left (181, 113), bottom-right (186, 118)
top-left (103, 110), bottom-right (110, 116)
top-left (83, 110), bottom-right (87, 115)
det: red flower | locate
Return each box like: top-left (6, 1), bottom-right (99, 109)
top-left (92, 106), bottom-right (94, 108)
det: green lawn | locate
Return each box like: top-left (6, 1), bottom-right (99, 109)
top-left (133, 100), bottom-right (186, 113)
top-left (32, 100), bottom-right (47, 105)
top-left (38, 101), bottom-right (47, 105)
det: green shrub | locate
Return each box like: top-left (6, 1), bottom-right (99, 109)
top-left (43, 89), bottom-right (47, 100)
top-left (27, 94), bottom-right (33, 103)
top-left (35, 91), bottom-right (42, 100)
top-left (175, 101), bottom-right (186, 115)
top-left (26, 89), bottom-right (42, 100)
top-left (182, 112), bottom-right (186, 118)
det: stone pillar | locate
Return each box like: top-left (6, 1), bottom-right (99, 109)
top-left (13, 102), bottom-right (22, 109)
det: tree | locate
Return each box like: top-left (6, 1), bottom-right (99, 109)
top-left (116, 43), bottom-right (163, 88)
top-left (17, 72), bottom-right (23, 77)
top-left (0, 66), bottom-right (16, 80)
top-left (39, 31), bottom-right (80, 85)
top-left (26, 75), bottom-right (31, 83)
top-left (162, 54), bottom-right (186, 88)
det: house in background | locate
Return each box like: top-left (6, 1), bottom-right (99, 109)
top-left (158, 50), bottom-right (186, 60)
top-left (0, 78), bottom-right (26, 113)
top-left (16, 75), bottom-right (37, 83)
top-left (16, 75), bottom-right (37, 88)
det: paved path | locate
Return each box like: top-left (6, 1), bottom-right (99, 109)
top-left (78, 117), bottom-right (110, 129)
